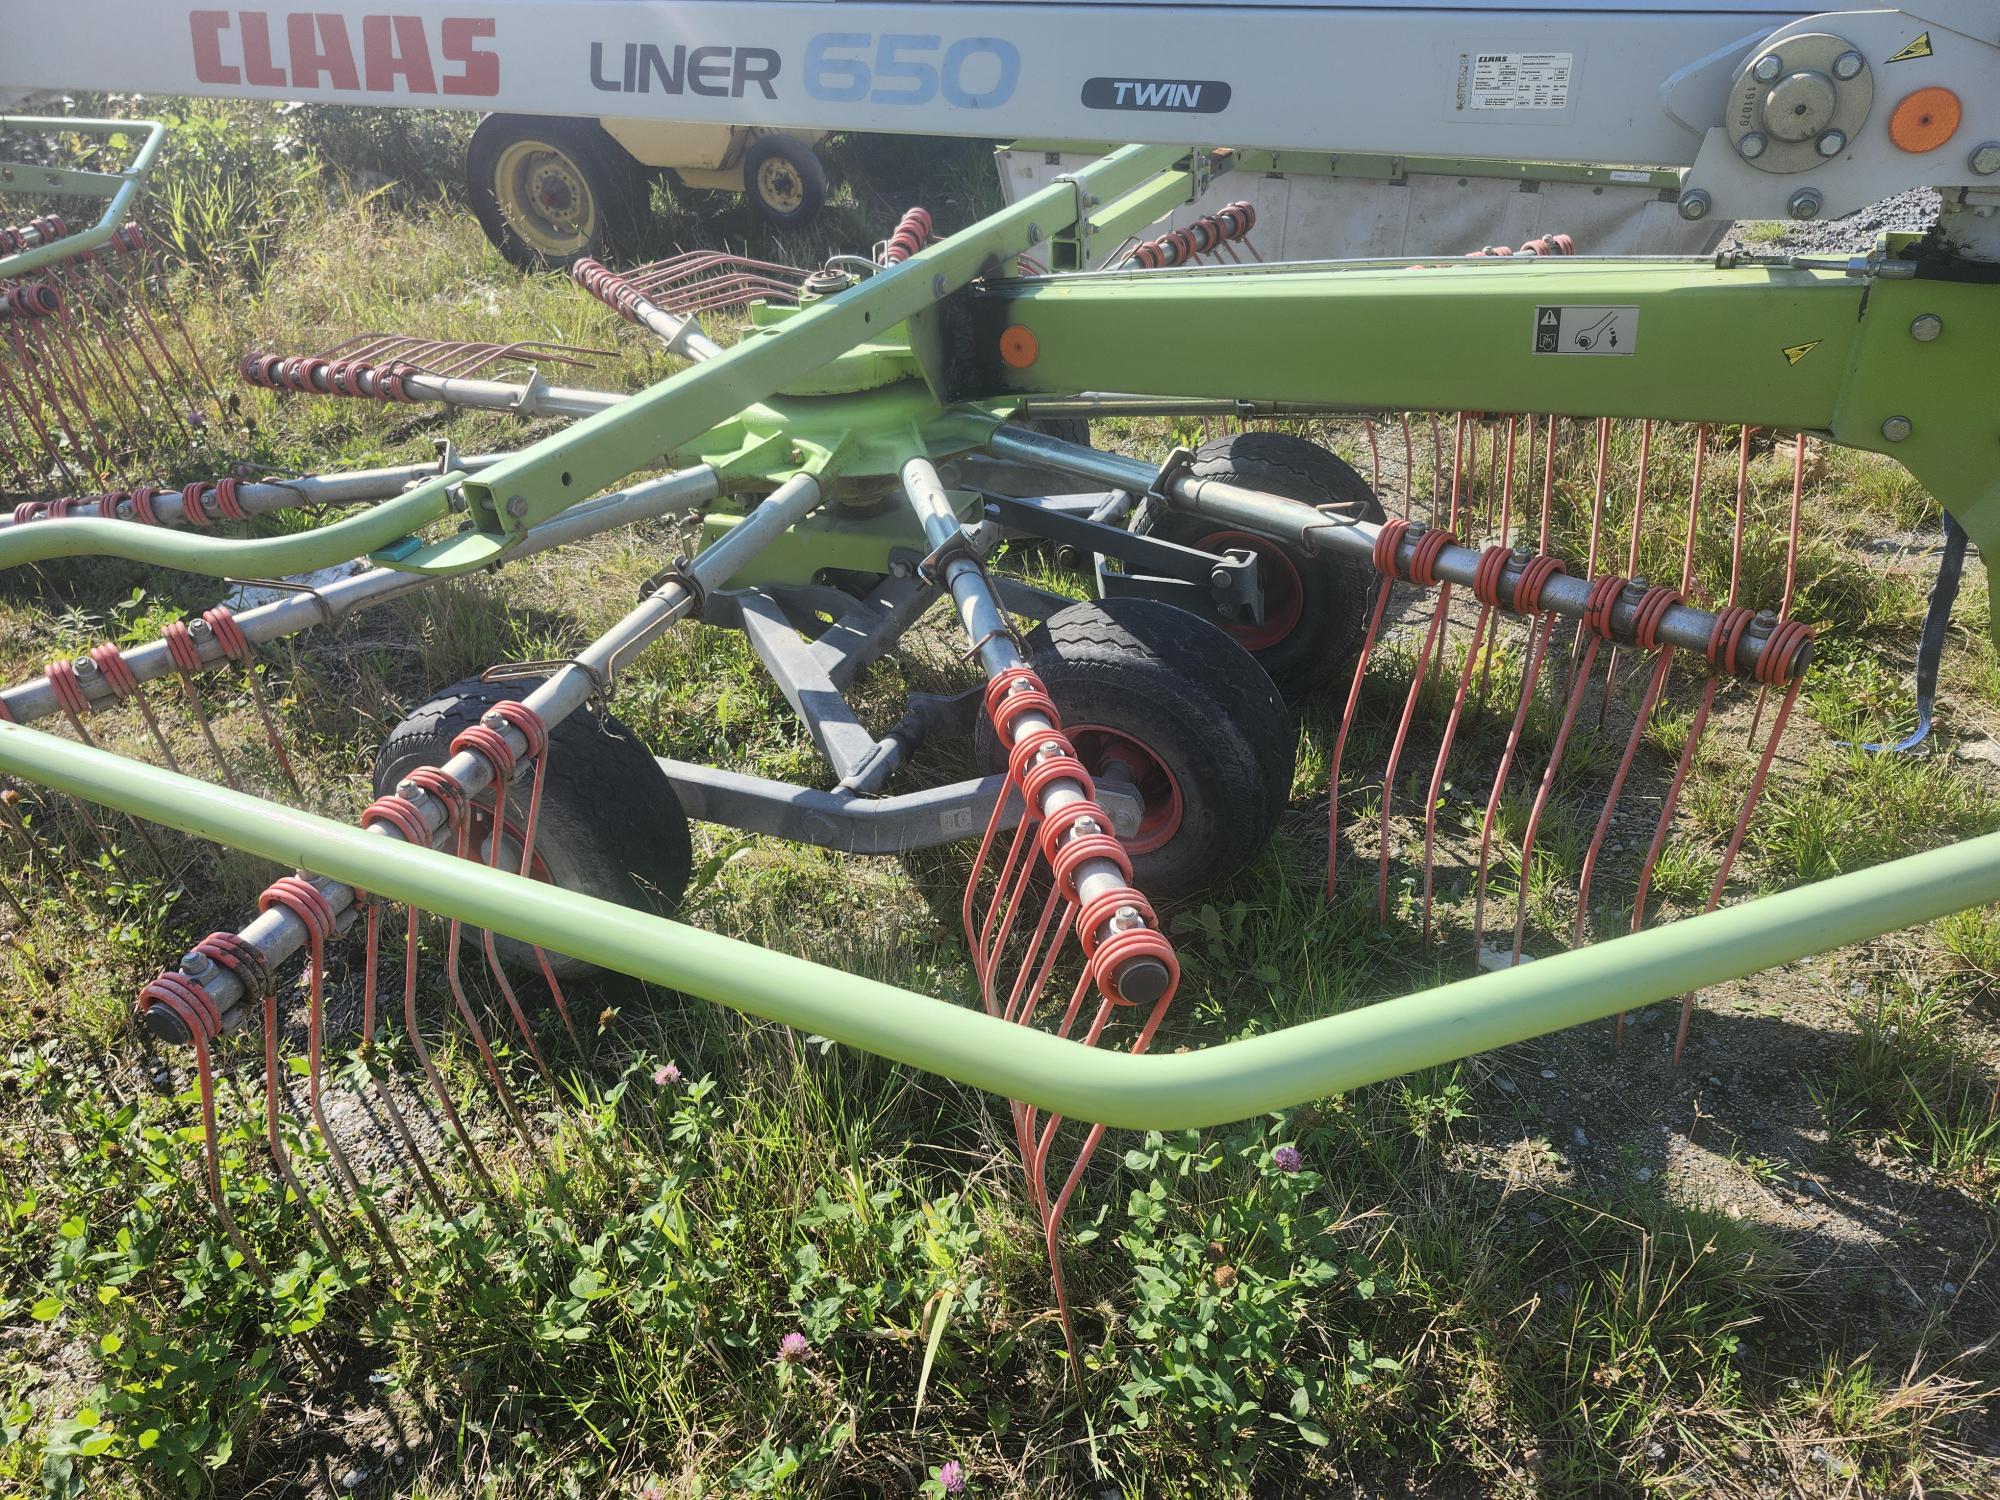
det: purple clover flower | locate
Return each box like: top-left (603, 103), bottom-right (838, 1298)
top-left (653, 1062), bottom-right (682, 1087)
top-left (778, 1331), bottom-right (810, 1363)
top-left (938, 1459), bottom-right (966, 1495)
top-left (1272, 1145), bottom-right (1304, 1173)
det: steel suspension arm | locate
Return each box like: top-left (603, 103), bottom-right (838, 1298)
top-left (7, 714), bottom-right (1998, 1130)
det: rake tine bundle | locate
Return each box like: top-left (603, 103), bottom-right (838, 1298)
top-left (1326, 412), bottom-right (1815, 1059)
top-left (2, 219), bottom-right (224, 489)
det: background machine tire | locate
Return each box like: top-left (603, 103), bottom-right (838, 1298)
top-left (742, 133), bottom-right (828, 227)
top-left (467, 114), bottom-right (651, 271)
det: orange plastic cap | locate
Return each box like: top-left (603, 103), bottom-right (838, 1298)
top-left (999, 324), bottom-right (1040, 369)
top-left (1888, 87), bottom-right (1962, 153)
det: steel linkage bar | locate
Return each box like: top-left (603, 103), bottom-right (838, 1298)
top-left (5, 714), bottom-right (1997, 1131)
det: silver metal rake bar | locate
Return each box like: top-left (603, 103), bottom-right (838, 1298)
top-left (984, 423), bottom-right (1811, 681)
top-left (0, 466), bottom-right (720, 725)
top-left (4, 714), bottom-right (1996, 1132)
top-left (0, 453), bottom-right (507, 529)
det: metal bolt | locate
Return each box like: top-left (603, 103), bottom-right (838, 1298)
top-left (1110, 904), bottom-right (1145, 932)
top-left (931, 273), bottom-right (947, 298)
top-left (181, 951), bottom-right (214, 977)
top-left (1788, 188), bottom-right (1824, 220)
top-left (1971, 142), bottom-right (2000, 176)
top-left (1752, 53), bottom-right (1784, 84)
top-left (1074, 816), bottom-right (1101, 836)
top-left (1210, 566), bottom-right (1232, 589)
top-left (1738, 132), bottom-right (1769, 161)
top-left (1832, 50), bottom-right (1865, 80)
top-left (1910, 313), bottom-right (1943, 342)
top-left (1817, 130), bottom-right (1847, 157)
top-left (74, 656), bottom-right (96, 677)
top-left (1026, 223), bottom-right (1043, 245)
top-left (1881, 415), bottom-right (1913, 442)
top-left (505, 494), bottom-right (529, 518)
top-left (1678, 188), bottom-right (1713, 221)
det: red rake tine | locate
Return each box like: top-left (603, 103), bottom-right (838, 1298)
top-left (1599, 420), bottom-right (1656, 725)
top-left (136, 971), bottom-right (268, 1282)
top-left (1508, 577), bottom-right (1625, 965)
top-left (354, 900), bottom-right (452, 1214)
top-left (490, 699), bottom-right (586, 1057)
top-left (202, 607), bottom-right (303, 796)
top-left (1419, 548), bottom-right (1513, 941)
top-left (404, 766), bottom-right (541, 1157)
top-left (1748, 435), bottom-right (1808, 745)
top-left (1469, 558), bottom-right (1566, 959)
top-left (161, 621), bottom-right (241, 790)
top-left (1671, 626), bottom-right (1812, 1062)
top-left (359, 790), bottom-right (506, 1195)
top-left (1376, 530), bottom-right (1457, 921)
top-left (1327, 554), bottom-right (1400, 900)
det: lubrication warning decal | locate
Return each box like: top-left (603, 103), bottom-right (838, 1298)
top-left (1533, 305), bottom-right (1638, 356)
top-left (1457, 51), bottom-right (1573, 111)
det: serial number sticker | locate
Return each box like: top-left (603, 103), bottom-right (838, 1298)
top-left (1459, 50), bottom-right (1573, 111)
top-left (1533, 305), bottom-right (1638, 356)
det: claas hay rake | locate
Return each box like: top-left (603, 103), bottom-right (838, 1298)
top-left (2, 136), bottom-right (1998, 1368)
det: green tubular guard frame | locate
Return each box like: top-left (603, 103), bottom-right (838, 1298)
top-left (1, 141), bottom-right (1997, 1130)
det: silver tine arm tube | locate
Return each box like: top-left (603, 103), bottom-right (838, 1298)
top-left (152, 469), bottom-right (820, 1041)
top-left (0, 454), bottom-right (508, 529)
top-left (983, 423), bottom-right (1808, 681)
top-left (899, 455), bottom-right (1172, 1007)
top-left (3, 468), bottom-right (724, 726)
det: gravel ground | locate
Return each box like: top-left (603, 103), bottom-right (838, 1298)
top-left (1722, 187), bottom-right (1941, 255)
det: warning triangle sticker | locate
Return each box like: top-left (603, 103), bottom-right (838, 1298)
top-left (1782, 340), bottom-right (1821, 366)
top-left (1539, 309), bottom-right (1558, 327)
top-left (1888, 32), bottom-right (1932, 63)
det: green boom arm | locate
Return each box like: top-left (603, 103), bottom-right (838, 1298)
top-left (5, 719), bottom-right (1997, 1131)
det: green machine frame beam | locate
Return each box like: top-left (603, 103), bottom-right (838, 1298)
top-left (959, 257), bottom-right (2000, 629)
top-left (4, 718), bottom-right (1998, 1130)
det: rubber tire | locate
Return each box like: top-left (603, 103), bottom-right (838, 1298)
top-left (742, 134), bottom-right (828, 227)
top-left (1130, 432), bottom-right (1384, 699)
top-left (466, 114), bottom-right (650, 272)
top-left (974, 599), bottom-right (1294, 900)
top-left (374, 677), bottom-right (692, 977)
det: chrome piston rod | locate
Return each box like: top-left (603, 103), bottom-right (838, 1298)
top-left (984, 424), bottom-right (1806, 679)
top-left (138, 469), bottom-right (830, 1044)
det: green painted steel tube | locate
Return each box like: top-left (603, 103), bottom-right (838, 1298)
top-left (0, 482), bottom-right (452, 577)
top-left (458, 143), bottom-right (1186, 533)
top-left (0, 116), bottom-right (166, 278)
top-left (5, 719), bottom-right (1998, 1130)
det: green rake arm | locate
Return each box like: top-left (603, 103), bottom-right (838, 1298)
top-left (5, 718), bottom-right (1997, 1131)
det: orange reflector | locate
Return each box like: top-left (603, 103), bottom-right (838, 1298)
top-left (999, 324), bottom-right (1040, 369)
top-left (1888, 87), bottom-right (1962, 153)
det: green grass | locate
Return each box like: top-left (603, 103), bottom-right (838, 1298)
top-left (2, 101), bottom-right (1999, 1499)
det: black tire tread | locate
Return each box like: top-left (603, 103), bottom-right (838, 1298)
top-left (375, 678), bottom-right (691, 973)
top-left (1131, 432), bottom-right (1384, 697)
